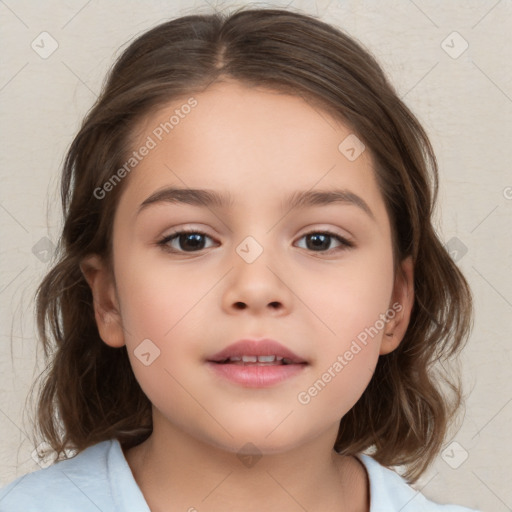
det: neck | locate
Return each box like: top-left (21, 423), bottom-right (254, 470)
top-left (123, 417), bottom-right (369, 512)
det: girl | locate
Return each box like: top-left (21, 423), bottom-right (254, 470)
top-left (0, 7), bottom-right (480, 512)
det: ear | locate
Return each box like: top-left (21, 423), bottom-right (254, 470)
top-left (380, 256), bottom-right (415, 355)
top-left (79, 254), bottom-right (125, 348)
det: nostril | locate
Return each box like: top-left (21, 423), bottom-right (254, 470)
top-left (234, 302), bottom-right (246, 310)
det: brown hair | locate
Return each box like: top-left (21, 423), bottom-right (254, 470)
top-left (28, 6), bottom-right (472, 484)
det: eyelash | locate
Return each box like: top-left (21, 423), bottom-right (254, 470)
top-left (156, 228), bottom-right (354, 255)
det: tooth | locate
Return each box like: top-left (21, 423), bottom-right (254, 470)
top-left (257, 355), bottom-right (276, 363)
top-left (229, 356), bottom-right (242, 362)
top-left (242, 355), bottom-right (258, 363)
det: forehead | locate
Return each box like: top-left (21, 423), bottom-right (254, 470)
top-left (116, 80), bottom-right (387, 224)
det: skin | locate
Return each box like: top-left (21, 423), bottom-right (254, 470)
top-left (81, 80), bottom-right (414, 512)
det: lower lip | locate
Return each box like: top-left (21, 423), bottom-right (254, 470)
top-left (206, 362), bottom-right (307, 388)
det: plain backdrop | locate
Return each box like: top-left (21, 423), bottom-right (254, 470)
top-left (0, 1), bottom-right (511, 510)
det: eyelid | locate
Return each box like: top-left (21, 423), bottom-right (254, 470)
top-left (297, 224), bottom-right (354, 242)
top-left (157, 227), bottom-right (217, 249)
top-left (156, 225), bottom-right (355, 255)
top-left (295, 229), bottom-right (354, 252)
top-left (158, 224), bottom-right (354, 241)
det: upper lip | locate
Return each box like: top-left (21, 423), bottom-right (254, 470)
top-left (207, 338), bottom-right (308, 364)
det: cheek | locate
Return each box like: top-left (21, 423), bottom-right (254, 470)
top-left (114, 248), bottom-right (216, 342)
top-left (115, 256), bottom-right (213, 417)
top-left (113, 250), bottom-right (222, 403)
top-left (301, 244), bottom-right (395, 355)
top-left (289, 247), bottom-right (394, 420)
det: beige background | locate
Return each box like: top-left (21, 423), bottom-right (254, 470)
top-left (0, 1), bottom-right (511, 510)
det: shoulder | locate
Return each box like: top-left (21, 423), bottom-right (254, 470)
top-left (0, 440), bottom-right (114, 512)
top-left (0, 439), bottom-right (149, 512)
top-left (356, 453), bottom-right (481, 512)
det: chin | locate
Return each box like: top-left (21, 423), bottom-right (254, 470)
top-left (200, 425), bottom-right (309, 457)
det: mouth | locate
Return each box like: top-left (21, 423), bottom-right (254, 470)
top-left (211, 355), bottom-right (303, 366)
top-left (206, 338), bottom-right (308, 387)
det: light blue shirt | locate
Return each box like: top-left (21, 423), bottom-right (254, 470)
top-left (0, 439), bottom-right (480, 511)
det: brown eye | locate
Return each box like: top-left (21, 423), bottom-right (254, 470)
top-left (295, 231), bottom-right (353, 253)
top-left (157, 229), bottom-right (353, 255)
top-left (157, 230), bottom-right (216, 253)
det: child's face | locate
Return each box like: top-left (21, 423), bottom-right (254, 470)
top-left (85, 80), bottom-right (413, 454)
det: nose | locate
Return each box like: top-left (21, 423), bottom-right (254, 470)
top-left (221, 243), bottom-right (292, 316)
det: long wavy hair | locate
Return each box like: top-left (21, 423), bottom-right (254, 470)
top-left (28, 6), bottom-right (473, 484)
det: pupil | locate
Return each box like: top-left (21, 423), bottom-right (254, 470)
top-left (176, 233), bottom-right (331, 252)
top-left (180, 233), bottom-right (205, 251)
top-left (307, 233), bottom-right (329, 251)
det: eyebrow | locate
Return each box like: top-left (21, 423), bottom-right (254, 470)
top-left (137, 187), bottom-right (375, 220)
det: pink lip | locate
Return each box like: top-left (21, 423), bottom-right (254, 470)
top-left (207, 338), bottom-right (307, 364)
top-left (206, 338), bottom-right (308, 388)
